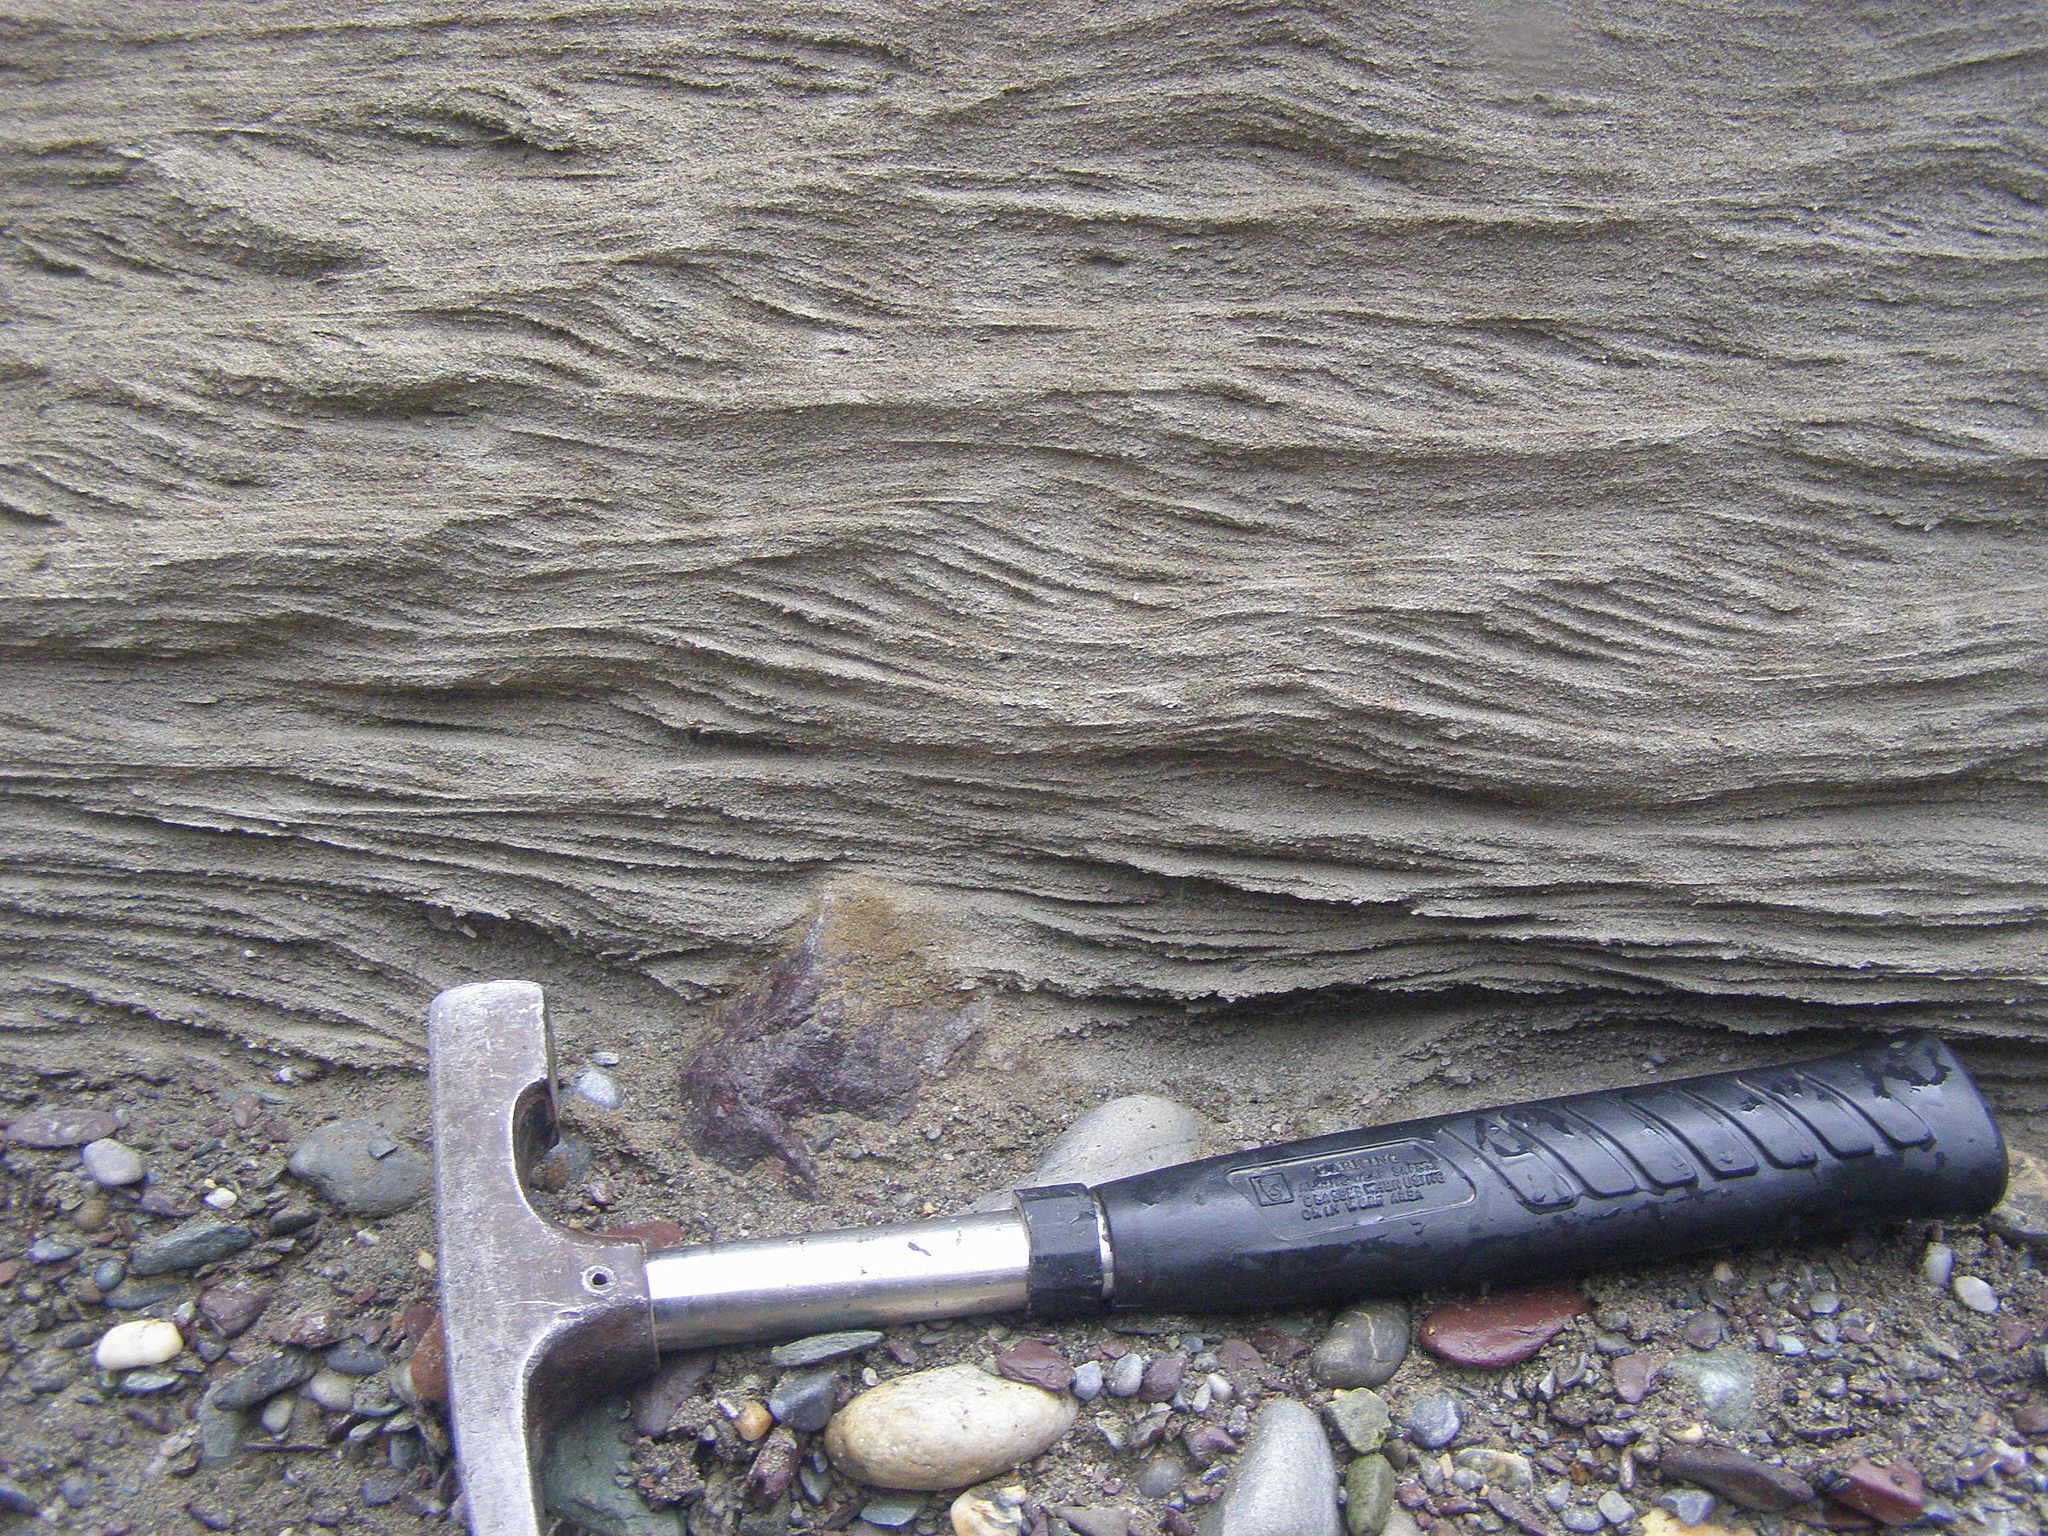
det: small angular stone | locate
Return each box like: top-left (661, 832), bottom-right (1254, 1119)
top-left (952, 1488), bottom-right (1031, 1536)
top-left (1820, 1459), bottom-right (1925, 1527)
top-left (1106, 1352), bottom-right (1146, 1398)
top-left (1419, 1288), bottom-right (1588, 1369)
top-left (768, 1368), bottom-right (839, 1432)
top-left (1326, 1388), bottom-right (1390, 1453)
top-left (1597, 1491), bottom-right (1635, 1526)
top-left (769, 1329), bottom-right (884, 1368)
top-left (1658, 1443), bottom-right (1813, 1513)
top-left (1183, 1423), bottom-right (1237, 1468)
top-left (1613, 1354), bottom-right (1660, 1405)
top-left (630, 1349), bottom-right (716, 1436)
top-left (745, 1427), bottom-right (800, 1506)
top-left (198, 1284), bottom-right (273, 1339)
top-left (1072, 1360), bottom-right (1104, 1401)
top-left (286, 1118), bottom-right (430, 1216)
top-left (6, 1106), bottom-right (119, 1148)
top-left (995, 1340), bottom-right (1074, 1393)
top-left (1952, 1275), bottom-right (1998, 1314)
top-left (129, 1219), bottom-right (254, 1276)
top-left (207, 1349), bottom-right (317, 1411)
top-left (1989, 1146), bottom-right (2048, 1252)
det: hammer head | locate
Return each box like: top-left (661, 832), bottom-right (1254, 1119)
top-left (430, 981), bottom-right (659, 1536)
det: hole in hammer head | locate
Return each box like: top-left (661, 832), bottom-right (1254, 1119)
top-left (583, 1266), bottom-right (614, 1293)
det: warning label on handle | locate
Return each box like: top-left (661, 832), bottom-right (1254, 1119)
top-left (1229, 1139), bottom-right (1474, 1236)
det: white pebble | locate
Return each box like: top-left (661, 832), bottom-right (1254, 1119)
top-left (94, 1319), bottom-right (183, 1371)
top-left (573, 1068), bottom-right (622, 1110)
top-left (203, 1187), bottom-right (237, 1209)
top-left (1922, 1242), bottom-right (1955, 1288)
top-left (1953, 1274), bottom-right (1999, 1314)
top-left (306, 1368), bottom-right (357, 1412)
top-left (260, 1395), bottom-right (295, 1435)
top-left (80, 1138), bottom-right (146, 1187)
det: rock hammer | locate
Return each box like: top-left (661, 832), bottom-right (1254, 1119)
top-left (428, 980), bottom-right (2006, 1536)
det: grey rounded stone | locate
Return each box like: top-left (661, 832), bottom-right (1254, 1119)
top-left (1311, 1303), bottom-right (1411, 1389)
top-left (1106, 1352), bottom-right (1147, 1398)
top-left (964, 1095), bottom-right (1203, 1213)
top-left (1403, 1393), bottom-right (1460, 1451)
top-left (1197, 1400), bottom-right (1340, 1536)
top-left (207, 1349), bottom-right (316, 1412)
top-left (306, 1369), bottom-right (357, 1412)
top-left (1562, 1508), bottom-right (1604, 1533)
top-left (1596, 1491), bottom-right (1635, 1526)
top-left (80, 1138), bottom-right (145, 1187)
top-left (286, 1118), bottom-right (429, 1216)
top-left (1661, 1349), bottom-right (1759, 1434)
top-left (1134, 1451), bottom-right (1187, 1498)
top-left (1071, 1360), bottom-right (1104, 1401)
top-left (323, 1338), bottom-right (390, 1375)
top-left (573, 1068), bottom-right (622, 1110)
top-left (1657, 1491), bottom-right (1717, 1526)
top-left (1954, 1275), bottom-right (1999, 1314)
top-left (89, 1258), bottom-right (126, 1292)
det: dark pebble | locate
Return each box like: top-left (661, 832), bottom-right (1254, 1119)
top-left (264, 1206), bottom-right (319, 1238)
top-left (103, 1278), bottom-right (186, 1312)
top-left (1681, 1312), bottom-right (1725, 1350)
top-left (745, 1427), bottom-right (800, 1506)
top-left (996, 1339), bottom-right (1075, 1393)
top-left (207, 1348), bottom-right (316, 1411)
top-left (324, 1339), bottom-right (390, 1376)
top-left (767, 1368), bottom-right (839, 1433)
top-left (1138, 1352), bottom-right (1187, 1403)
top-left (1419, 1288), bottom-right (1588, 1369)
top-left (0, 1478), bottom-right (36, 1514)
top-left (1182, 1423), bottom-right (1237, 1468)
top-left (2014, 1401), bottom-right (2048, 1437)
top-left (186, 1501), bottom-right (235, 1532)
top-left (361, 1472), bottom-right (407, 1508)
top-left (6, 1107), bottom-right (119, 1148)
top-left (129, 1219), bottom-right (253, 1277)
top-left (89, 1259), bottom-right (127, 1293)
top-left (1659, 1442), bottom-right (1814, 1513)
top-left (137, 1187), bottom-right (196, 1219)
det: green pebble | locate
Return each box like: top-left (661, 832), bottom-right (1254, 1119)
top-left (1327, 1387), bottom-right (1391, 1453)
top-left (1344, 1454), bottom-right (1397, 1536)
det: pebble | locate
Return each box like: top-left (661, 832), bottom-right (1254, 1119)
top-left (770, 1329), bottom-right (884, 1368)
top-left (1326, 1388), bottom-right (1390, 1453)
top-left (285, 1118), bottom-right (430, 1216)
top-left (1419, 1287), bottom-right (1588, 1369)
top-left (1661, 1351), bottom-right (1758, 1434)
top-left (1563, 1508), bottom-right (1605, 1533)
top-left (1953, 1275), bottom-right (1999, 1314)
top-left (1453, 1449), bottom-right (1534, 1493)
top-left (129, 1218), bottom-right (254, 1276)
top-left (1655, 1490), bottom-right (1717, 1526)
top-left (1657, 1443), bottom-right (1813, 1513)
top-left (1139, 1352), bottom-right (1187, 1403)
top-left (103, 1277), bottom-right (185, 1312)
top-left (207, 1349), bottom-right (317, 1412)
top-left (823, 1364), bottom-right (1075, 1491)
top-left (995, 1340), bottom-right (1074, 1393)
top-left (769, 1368), bottom-right (840, 1432)
top-left (1404, 1393), bottom-right (1461, 1451)
top-left (1922, 1242), bottom-right (1955, 1288)
top-left (736, 1401), bottom-right (773, 1440)
top-left (1106, 1352), bottom-right (1147, 1398)
top-left (120, 1367), bottom-right (182, 1395)
top-left (324, 1338), bottom-right (389, 1375)
top-left (1821, 1458), bottom-right (1925, 1526)
top-left (27, 1237), bottom-right (79, 1264)
top-left (1061, 1510), bottom-right (1130, 1536)
top-left (306, 1369), bottom-right (357, 1412)
top-left (1183, 1424), bottom-right (1236, 1468)
top-left (861, 1494), bottom-right (926, 1528)
top-left (260, 1394), bottom-right (295, 1434)
top-left (1679, 1312), bottom-right (1724, 1350)
top-left (94, 1318), bottom-right (183, 1371)
top-left (90, 1258), bottom-right (126, 1292)
top-left (1196, 1400), bottom-right (1339, 1536)
top-left (1134, 1451), bottom-right (1187, 1497)
top-left (80, 1138), bottom-right (146, 1187)
top-left (1344, 1455), bottom-right (1396, 1536)
top-left (950, 1487), bottom-right (1029, 1536)
top-left (573, 1068), bottom-right (622, 1110)
top-left (6, 1106), bottom-right (119, 1147)
top-left (1597, 1491), bottom-right (1635, 1526)
top-left (1072, 1360), bottom-right (1104, 1401)
top-left (1613, 1353), bottom-right (1660, 1404)
top-left (1310, 1302), bottom-right (1411, 1389)
top-left (196, 1399), bottom-right (247, 1468)
top-left (966, 1094), bottom-right (1202, 1212)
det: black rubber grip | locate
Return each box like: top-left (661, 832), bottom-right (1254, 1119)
top-left (1084, 1034), bottom-right (2005, 1314)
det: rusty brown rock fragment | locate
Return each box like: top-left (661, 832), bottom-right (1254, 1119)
top-left (995, 1340), bottom-right (1074, 1393)
top-left (1418, 1287), bottom-right (1589, 1368)
top-left (1820, 1459), bottom-right (1925, 1527)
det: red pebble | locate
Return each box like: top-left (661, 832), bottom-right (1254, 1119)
top-left (408, 1316), bottom-right (449, 1403)
top-left (2014, 1400), bottom-right (2048, 1438)
top-left (1823, 1459), bottom-right (1926, 1527)
top-left (1611, 1353), bottom-right (1660, 1404)
top-left (1418, 1288), bottom-right (1589, 1369)
top-left (995, 1339), bottom-right (1075, 1392)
